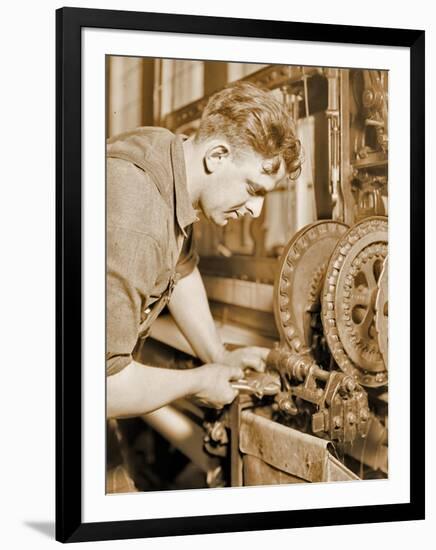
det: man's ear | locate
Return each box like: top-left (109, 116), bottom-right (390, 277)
top-left (204, 143), bottom-right (230, 174)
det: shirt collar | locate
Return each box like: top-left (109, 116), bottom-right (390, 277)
top-left (170, 134), bottom-right (198, 237)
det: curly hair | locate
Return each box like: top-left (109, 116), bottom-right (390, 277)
top-left (196, 81), bottom-right (302, 179)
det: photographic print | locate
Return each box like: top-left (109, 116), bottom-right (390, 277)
top-left (56, 8), bottom-right (424, 542)
top-left (105, 57), bottom-right (389, 493)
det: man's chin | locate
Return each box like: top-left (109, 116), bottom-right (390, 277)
top-left (208, 213), bottom-right (228, 227)
top-left (197, 203), bottom-right (228, 226)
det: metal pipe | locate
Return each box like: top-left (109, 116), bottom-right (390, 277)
top-left (141, 406), bottom-right (219, 473)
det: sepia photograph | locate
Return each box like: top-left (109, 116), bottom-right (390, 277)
top-left (1, 0), bottom-right (430, 545)
top-left (105, 57), bottom-right (389, 493)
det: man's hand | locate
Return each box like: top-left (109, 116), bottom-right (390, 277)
top-left (191, 364), bottom-right (243, 408)
top-left (221, 346), bottom-right (270, 373)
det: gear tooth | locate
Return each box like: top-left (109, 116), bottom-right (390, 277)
top-left (281, 311), bottom-right (291, 323)
top-left (343, 359), bottom-right (353, 370)
top-left (291, 337), bottom-right (302, 351)
top-left (280, 296), bottom-right (289, 310)
top-left (286, 326), bottom-right (296, 340)
top-left (280, 281), bottom-right (288, 293)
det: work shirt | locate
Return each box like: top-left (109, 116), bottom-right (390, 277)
top-left (106, 127), bottom-right (198, 376)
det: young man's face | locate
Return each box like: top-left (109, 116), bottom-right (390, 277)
top-left (199, 145), bottom-right (286, 227)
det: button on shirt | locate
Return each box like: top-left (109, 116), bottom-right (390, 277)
top-left (106, 127), bottom-right (198, 376)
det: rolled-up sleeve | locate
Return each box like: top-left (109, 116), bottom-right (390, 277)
top-left (106, 227), bottom-right (162, 376)
top-left (106, 157), bottom-right (165, 376)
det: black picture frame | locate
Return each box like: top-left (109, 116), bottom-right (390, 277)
top-left (56, 7), bottom-right (425, 543)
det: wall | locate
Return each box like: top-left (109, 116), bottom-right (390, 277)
top-left (0, 1), bottom-right (433, 549)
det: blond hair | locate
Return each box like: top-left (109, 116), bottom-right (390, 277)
top-left (196, 81), bottom-right (302, 179)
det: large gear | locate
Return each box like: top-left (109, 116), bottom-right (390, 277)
top-left (375, 256), bottom-right (388, 369)
top-left (274, 220), bottom-right (348, 362)
top-left (321, 216), bottom-right (388, 387)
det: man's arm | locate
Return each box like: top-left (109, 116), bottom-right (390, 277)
top-left (107, 360), bottom-right (243, 419)
top-left (168, 266), bottom-right (270, 370)
top-left (168, 266), bottom-right (224, 363)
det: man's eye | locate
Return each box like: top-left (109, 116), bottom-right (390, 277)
top-left (247, 184), bottom-right (256, 195)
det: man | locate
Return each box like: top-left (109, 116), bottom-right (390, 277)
top-left (106, 82), bottom-right (301, 490)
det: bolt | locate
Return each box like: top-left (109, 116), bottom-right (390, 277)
top-left (281, 400), bottom-right (292, 412)
top-left (280, 399), bottom-right (297, 415)
top-left (213, 425), bottom-right (224, 440)
top-left (343, 377), bottom-right (356, 393)
top-left (347, 412), bottom-right (356, 425)
top-left (333, 416), bottom-right (342, 429)
top-left (360, 409), bottom-right (369, 421)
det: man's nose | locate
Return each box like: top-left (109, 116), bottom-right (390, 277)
top-left (245, 196), bottom-right (264, 218)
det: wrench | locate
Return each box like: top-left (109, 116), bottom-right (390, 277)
top-left (231, 373), bottom-right (281, 399)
